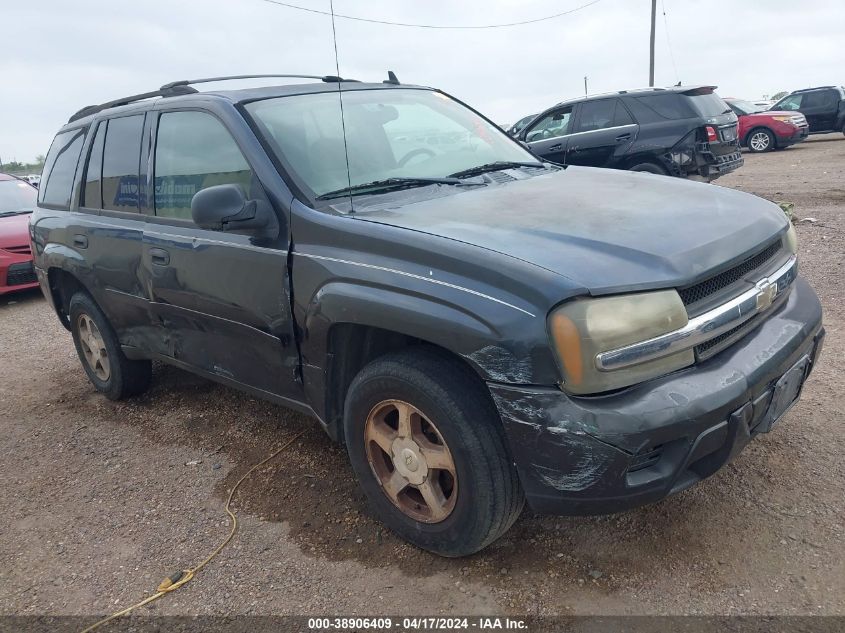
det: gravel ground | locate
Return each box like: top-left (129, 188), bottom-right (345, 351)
top-left (1, 134), bottom-right (843, 620)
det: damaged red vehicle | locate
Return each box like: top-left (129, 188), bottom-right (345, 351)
top-left (0, 174), bottom-right (39, 294)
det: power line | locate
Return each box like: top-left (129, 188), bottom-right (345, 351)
top-left (260, 0), bottom-right (603, 29)
top-left (661, 0), bottom-right (680, 83)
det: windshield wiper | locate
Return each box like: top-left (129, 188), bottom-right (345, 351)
top-left (0, 210), bottom-right (33, 217)
top-left (317, 177), bottom-right (470, 200)
top-left (448, 161), bottom-right (545, 179)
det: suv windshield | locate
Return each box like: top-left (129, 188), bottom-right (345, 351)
top-left (727, 99), bottom-right (764, 115)
top-left (246, 88), bottom-right (539, 200)
top-left (0, 180), bottom-right (37, 215)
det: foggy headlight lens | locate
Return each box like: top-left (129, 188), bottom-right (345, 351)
top-left (548, 290), bottom-right (694, 395)
top-left (784, 224), bottom-right (798, 254)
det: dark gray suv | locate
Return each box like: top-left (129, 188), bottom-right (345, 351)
top-left (30, 75), bottom-right (824, 557)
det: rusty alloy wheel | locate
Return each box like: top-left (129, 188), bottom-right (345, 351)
top-left (76, 313), bottom-right (111, 381)
top-left (364, 399), bottom-right (458, 523)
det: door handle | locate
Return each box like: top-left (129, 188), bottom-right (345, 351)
top-left (73, 234), bottom-right (88, 249)
top-left (149, 248), bottom-right (170, 266)
top-left (548, 143), bottom-right (562, 152)
top-left (615, 133), bottom-right (632, 142)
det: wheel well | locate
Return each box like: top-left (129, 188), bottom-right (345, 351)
top-left (626, 159), bottom-right (669, 175)
top-left (323, 324), bottom-right (485, 443)
top-left (47, 268), bottom-right (86, 330)
top-left (744, 126), bottom-right (773, 145)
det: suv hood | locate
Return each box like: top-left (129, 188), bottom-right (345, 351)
top-left (0, 213), bottom-right (32, 249)
top-left (352, 167), bottom-right (787, 295)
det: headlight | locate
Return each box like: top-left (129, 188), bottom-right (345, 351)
top-left (771, 115), bottom-right (795, 124)
top-left (784, 224), bottom-right (798, 254)
top-left (548, 291), bottom-right (694, 395)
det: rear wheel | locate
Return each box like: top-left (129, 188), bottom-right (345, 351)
top-left (343, 348), bottom-right (524, 557)
top-left (747, 128), bottom-right (775, 153)
top-left (69, 292), bottom-right (152, 400)
top-left (629, 162), bottom-right (667, 175)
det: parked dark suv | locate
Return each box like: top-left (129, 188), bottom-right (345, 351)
top-left (517, 85), bottom-right (744, 180)
top-left (770, 86), bottom-right (845, 135)
top-left (31, 75), bottom-right (823, 557)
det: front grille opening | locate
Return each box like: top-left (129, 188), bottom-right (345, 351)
top-left (5, 244), bottom-right (31, 255)
top-left (6, 261), bottom-right (37, 286)
top-left (679, 241), bottom-right (782, 307)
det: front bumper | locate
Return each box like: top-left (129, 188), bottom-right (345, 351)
top-left (489, 276), bottom-right (823, 515)
top-left (0, 252), bottom-right (39, 295)
top-left (776, 125), bottom-right (810, 147)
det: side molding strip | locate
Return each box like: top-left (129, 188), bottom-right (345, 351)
top-left (295, 252), bottom-right (536, 318)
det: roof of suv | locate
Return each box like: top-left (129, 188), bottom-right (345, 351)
top-left (66, 73), bottom-right (426, 125)
top-left (552, 85), bottom-right (717, 108)
top-left (790, 86), bottom-right (844, 94)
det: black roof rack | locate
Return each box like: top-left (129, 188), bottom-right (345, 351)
top-left (791, 86), bottom-right (838, 93)
top-left (68, 74), bottom-right (357, 123)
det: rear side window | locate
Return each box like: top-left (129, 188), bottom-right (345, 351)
top-left (154, 111), bottom-right (253, 220)
top-left (102, 115), bottom-right (144, 213)
top-left (613, 101), bottom-right (634, 126)
top-left (802, 90), bottom-right (836, 108)
top-left (82, 122), bottom-right (106, 209)
top-left (574, 100), bottom-right (616, 133)
top-left (684, 92), bottom-right (730, 118)
top-left (634, 94), bottom-right (693, 120)
top-left (39, 128), bottom-right (85, 208)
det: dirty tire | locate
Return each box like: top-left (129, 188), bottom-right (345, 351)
top-left (747, 128), bottom-right (775, 153)
top-left (629, 162), bottom-right (668, 175)
top-left (69, 292), bottom-right (152, 401)
top-left (344, 348), bottom-right (524, 557)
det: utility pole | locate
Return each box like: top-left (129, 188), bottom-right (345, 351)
top-left (584, 76), bottom-right (588, 96)
top-left (649, 0), bottom-right (657, 87)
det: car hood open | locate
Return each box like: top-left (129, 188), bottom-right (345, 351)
top-left (351, 166), bottom-right (788, 295)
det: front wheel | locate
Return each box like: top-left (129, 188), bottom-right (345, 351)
top-left (343, 349), bottom-right (524, 557)
top-left (747, 128), bottom-right (775, 153)
top-left (69, 292), bottom-right (152, 400)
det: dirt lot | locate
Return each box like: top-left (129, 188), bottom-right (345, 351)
top-left (1, 135), bottom-right (843, 620)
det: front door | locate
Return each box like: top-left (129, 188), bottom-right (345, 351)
top-left (142, 109), bottom-right (301, 401)
top-left (565, 99), bottom-right (638, 168)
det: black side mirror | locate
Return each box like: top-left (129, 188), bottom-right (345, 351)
top-left (191, 184), bottom-right (274, 234)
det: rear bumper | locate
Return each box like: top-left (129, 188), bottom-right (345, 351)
top-left (705, 149), bottom-right (744, 178)
top-left (489, 276), bottom-right (823, 515)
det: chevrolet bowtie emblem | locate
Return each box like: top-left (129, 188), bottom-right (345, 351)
top-left (755, 278), bottom-right (777, 310)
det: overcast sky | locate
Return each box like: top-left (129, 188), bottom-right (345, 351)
top-left (2, 0), bottom-right (843, 162)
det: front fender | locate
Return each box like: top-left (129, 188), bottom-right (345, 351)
top-left (303, 280), bottom-right (536, 382)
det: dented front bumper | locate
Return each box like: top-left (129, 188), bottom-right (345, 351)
top-left (489, 276), bottom-right (824, 515)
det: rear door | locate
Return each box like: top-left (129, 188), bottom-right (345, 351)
top-left (142, 108), bottom-right (300, 401)
top-left (522, 105), bottom-right (574, 164)
top-left (564, 98), bottom-right (638, 168)
top-left (77, 114), bottom-right (153, 342)
top-left (800, 89), bottom-right (838, 132)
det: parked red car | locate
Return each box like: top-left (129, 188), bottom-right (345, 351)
top-left (0, 174), bottom-right (39, 295)
top-left (725, 98), bottom-right (809, 153)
